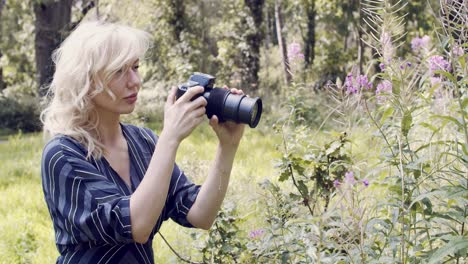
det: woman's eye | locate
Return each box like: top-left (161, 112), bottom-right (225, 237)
top-left (133, 65), bottom-right (140, 71)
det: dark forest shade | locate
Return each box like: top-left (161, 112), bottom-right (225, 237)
top-left (243, 0), bottom-right (265, 91)
top-left (33, 0), bottom-right (72, 97)
top-left (0, 0), bottom-right (5, 91)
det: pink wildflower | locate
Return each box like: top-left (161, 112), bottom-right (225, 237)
top-left (376, 80), bottom-right (392, 94)
top-left (376, 80), bottom-right (392, 103)
top-left (362, 179), bottom-right (369, 187)
top-left (249, 229), bottom-right (265, 239)
top-left (287, 42), bottom-right (304, 61)
top-left (379, 63), bottom-right (385, 72)
top-left (356, 75), bottom-right (372, 90)
top-left (428, 55), bottom-right (451, 74)
top-left (333, 180), bottom-right (341, 188)
top-left (345, 171), bottom-right (356, 185)
top-left (345, 73), bottom-right (358, 94)
top-left (411, 35), bottom-right (431, 53)
top-left (344, 73), bottom-right (372, 94)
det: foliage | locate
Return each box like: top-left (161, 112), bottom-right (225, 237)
top-left (0, 95), bottom-right (41, 132)
top-left (210, 0), bottom-right (466, 263)
top-left (1, 0), bottom-right (467, 263)
top-left (194, 203), bottom-right (247, 263)
top-left (0, 0), bottom-right (35, 89)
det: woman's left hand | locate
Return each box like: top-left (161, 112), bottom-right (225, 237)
top-left (209, 86), bottom-right (245, 148)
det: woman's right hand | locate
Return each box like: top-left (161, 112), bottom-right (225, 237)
top-left (161, 86), bottom-right (207, 144)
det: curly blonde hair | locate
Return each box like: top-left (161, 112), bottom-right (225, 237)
top-left (41, 20), bottom-right (151, 159)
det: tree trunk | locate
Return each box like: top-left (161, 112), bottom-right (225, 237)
top-left (167, 0), bottom-right (187, 42)
top-left (0, 0), bottom-right (5, 91)
top-left (275, 0), bottom-right (292, 84)
top-left (357, 4), bottom-right (364, 73)
top-left (303, 0), bottom-right (316, 69)
top-left (243, 0), bottom-right (265, 91)
top-left (34, 0), bottom-right (73, 97)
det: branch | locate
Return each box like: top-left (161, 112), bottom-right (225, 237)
top-left (158, 232), bottom-right (202, 264)
top-left (69, 0), bottom-right (96, 31)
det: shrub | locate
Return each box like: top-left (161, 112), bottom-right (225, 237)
top-left (0, 95), bottom-right (41, 132)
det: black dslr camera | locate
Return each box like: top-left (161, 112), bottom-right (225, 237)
top-left (176, 72), bottom-right (263, 128)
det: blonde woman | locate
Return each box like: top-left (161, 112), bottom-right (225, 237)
top-left (41, 21), bottom-right (244, 263)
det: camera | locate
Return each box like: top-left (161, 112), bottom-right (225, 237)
top-left (176, 72), bottom-right (263, 128)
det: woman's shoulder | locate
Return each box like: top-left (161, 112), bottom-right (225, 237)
top-left (43, 134), bottom-right (87, 160)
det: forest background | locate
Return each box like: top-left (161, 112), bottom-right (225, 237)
top-left (0, 0), bottom-right (466, 263)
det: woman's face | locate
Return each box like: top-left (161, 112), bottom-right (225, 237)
top-left (92, 59), bottom-right (141, 117)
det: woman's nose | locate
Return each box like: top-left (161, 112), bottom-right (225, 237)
top-left (127, 70), bottom-right (141, 87)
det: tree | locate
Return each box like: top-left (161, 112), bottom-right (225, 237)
top-left (33, 0), bottom-right (73, 97)
top-left (275, 0), bottom-right (292, 84)
top-left (0, 0), bottom-right (5, 91)
top-left (34, 0), bottom-right (98, 97)
top-left (243, 0), bottom-right (265, 91)
top-left (163, 0), bottom-right (188, 43)
top-left (301, 0), bottom-right (316, 69)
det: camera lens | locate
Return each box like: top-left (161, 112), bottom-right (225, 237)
top-left (251, 103), bottom-right (259, 126)
top-left (238, 96), bottom-right (262, 128)
top-left (222, 92), bottom-right (262, 128)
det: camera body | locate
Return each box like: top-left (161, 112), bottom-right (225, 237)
top-left (176, 72), bottom-right (262, 128)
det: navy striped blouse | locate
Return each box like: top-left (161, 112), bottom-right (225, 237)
top-left (41, 124), bottom-right (201, 263)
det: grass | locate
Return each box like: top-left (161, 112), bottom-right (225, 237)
top-left (0, 122), bottom-right (282, 263)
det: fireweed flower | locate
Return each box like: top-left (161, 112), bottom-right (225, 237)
top-left (249, 229), bottom-right (265, 239)
top-left (287, 42), bottom-right (305, 61)
top-left (345, 171), bottom-right (356, 185)
top-left (356, 75), bottom-right (372, 90)
top-left (333, 179), bottom-right (341, 188)
top-left (428, 55), bottom-right (451, 74)
top-left (376, 80), bottom-right (393, 103)
top-left (376, 80), bottom-right (392, 94)
top-left (344, 73), bottom-right (372, 94)
top-left (379, 63), bottom-right (385, 72)
top-left (411, 35), bottom-right (431, 53)
top-left (345, 73), bottom-right (358, 94)
top-left (362, 179), bottom-right (369, 187)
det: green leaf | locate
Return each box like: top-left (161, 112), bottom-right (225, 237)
top-left (462, 98), bottom-right (468, 109)
top-left (297, 180), bottom-right (309, 197)
top-left (279, 169), bottom-right (291, 182)
top-left (420, 122), bottom-right (438, 132)
top-left (409, 190), bottom-right (445, 210)
top-left (380, 107), bottom-right (395, 125)
top-left (434, 70), bottom-right (457, 83)
top-left (428, 236), bottom-right (468, 264)
top-left (325, 140), bottom-right (342, 156)
top-left (432, 115), bottom-right (463, 130)
top-left (401, 110), bottom-right (412, 137)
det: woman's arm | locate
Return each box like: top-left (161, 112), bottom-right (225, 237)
top-left (187, 87), bottom-right (246, 229)
top-left (129, 86), bottom-right (207, 243)
top-left (186, 142), bottom-right (239, 229)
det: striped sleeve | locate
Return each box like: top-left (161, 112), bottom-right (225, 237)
top-left (140, 127), bottom-right (201, 227)
top-left (165, 163), bottom-right (201, 227)
top-left (41, 137), bottom-right (134, 246)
